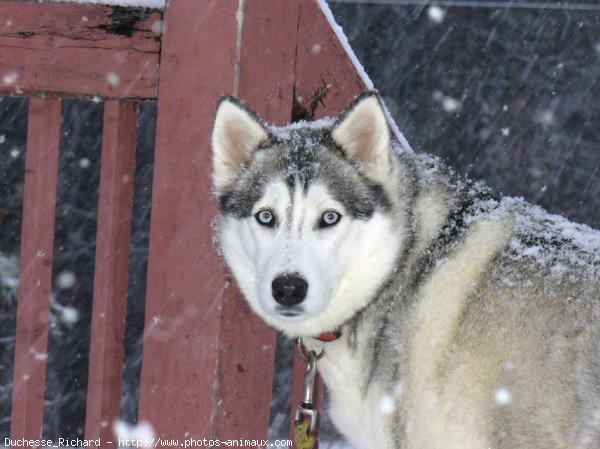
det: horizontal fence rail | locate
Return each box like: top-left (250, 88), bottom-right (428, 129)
top-left (0, 2), bottom-right (161, 100)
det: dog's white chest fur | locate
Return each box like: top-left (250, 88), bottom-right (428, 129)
top-left (316, 341), bottom-right (393, 449)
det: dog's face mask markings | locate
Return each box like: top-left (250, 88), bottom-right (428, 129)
top-left (212, 94), bottom-right (402, 336)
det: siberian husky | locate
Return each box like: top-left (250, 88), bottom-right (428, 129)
top-left (211, 92), bottom-right (600, 449)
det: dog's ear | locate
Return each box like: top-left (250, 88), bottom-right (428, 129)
top-left (212, 96), bottom-right (269, 192)
top-left (331, 92), bottom-right (390, 179)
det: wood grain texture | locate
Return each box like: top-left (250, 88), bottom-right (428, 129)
top-left (11, 97), bottom-right (61, 442)
top-left (138, 0), bottom-right (239, 439)
top-left (85, 101), bottom-right (138, 445)
top-left (0, 3), bottom-right (161, 99)
top-left (211, 0), bottom-right (301, 441)
top-left (294, 0), bottom-right (367, 120)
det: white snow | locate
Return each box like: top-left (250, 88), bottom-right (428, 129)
top-left (60, 306), bottom-right (79, 325)
top-left (379, 395), bottom-right (396, 415)
top-left (0, 255), bottom-right (19, 291)
top-left (433, 91), bottom-right (463, 114)
top-left (151, 19), bottom-right (164, 35)
top-left (427, 6), bottom-right (447, 24)
top-left (271, 117), bottom-right (335, 139)
top-left (503, 196), bottom-right (600, 277)
top-left (442, 96), bottom-right (462, 113)
top-left (2, 71), bottom-right (18, 86)
top-left (535, 109), bottom-right (554, 127)
top-left (315, 0), bottom-right (413, 153)
top-left (106, 72), bottom-right (120, 87)
top-left (35, 352), bottom-right (49, 361)
top-left (79, 157), bottom-right (91, 169)
top-left (317, 0), bottom-right (374, 91)
top-left (113, 419), bottom-right (156, 447)
top-left (495, 388), bottom-right (512, 405)
top-left (56, 270), bottom-right (77, 289)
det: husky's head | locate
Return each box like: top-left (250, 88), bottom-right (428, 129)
top-left (212, 92), bottom-right (406, 337)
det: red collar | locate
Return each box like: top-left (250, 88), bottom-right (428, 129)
top-left (315, 330), bottom-right (342, 342)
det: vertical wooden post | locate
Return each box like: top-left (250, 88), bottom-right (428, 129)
top-left (138, 0), bottom-right (239, 438)
top-left (138, 0), bottom-right (303, 440)
top-left (11, 97), bottom-right (61, 443)
top-left (213, 0), bottom-right (299, 440)
top-left (85, 101), bottom-right (138, 445)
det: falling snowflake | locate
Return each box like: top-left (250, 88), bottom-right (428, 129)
top-left (427, 6), bottom-right (446, 24)
top-left (106, 72), bottom-right (120, 87)
top-left (151, 20), bottom-right (164, 35)
top-left (535, 109), bottom-right (554, 127)
top-left (495, 388), bottom-right (512, 405)
top-left (3, 71), bottom-right (18, 85)
top-left (57, 270), bottom-right (77, 289)
top-left (379, 395), bottom-right (396, 415)
top-left (442, 97), bottom-right (462, 113)
top-left (79, 158), bottom-right (91, 169)
top-left (113, 419), bottom-right (156, 448)
top-left (60, 306), bottom-right (79, 325)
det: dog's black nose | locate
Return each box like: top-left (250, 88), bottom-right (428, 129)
top-left (272, 273), bottom-right (308, 307)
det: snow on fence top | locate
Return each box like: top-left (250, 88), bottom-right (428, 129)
top-left (316, 0), bottom-right (413, 153)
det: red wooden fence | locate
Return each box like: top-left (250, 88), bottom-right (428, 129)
top-left (0, 0), bottom-right (368, 447)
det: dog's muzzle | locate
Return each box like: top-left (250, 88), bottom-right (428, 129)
top-left (272, 273), bottom-right (308, 307)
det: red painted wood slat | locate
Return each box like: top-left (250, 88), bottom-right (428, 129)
top-left (84, 101), bottom-right (138, 445)
top-left (0, 3), bottom-right (161, 99)
top-left (10, 97), bottom-right (61, 443)
top-left (294, 0), bottom-right (367, 120)
top-left (138, 0), bottom-right (239, 439)
top-left (213, 0), bottom-right (300, 440)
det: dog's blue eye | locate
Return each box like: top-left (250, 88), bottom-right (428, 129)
top-left (256, 209), bottom-right (275, 227)
top-left (320, 211), bottom-right (341, 228)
